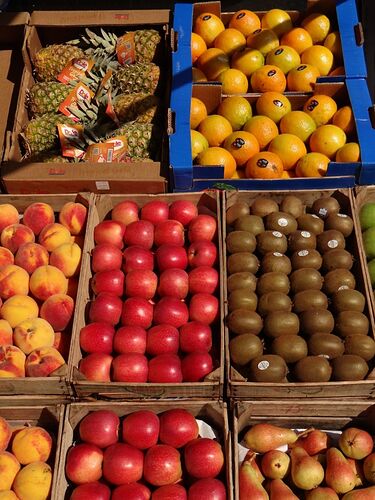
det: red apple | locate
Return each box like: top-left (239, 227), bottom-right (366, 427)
top-left (179, 322), bottom-right (212, 353)
top-left (112, 353), bottom-right (148, 382)
top-left (154, 220), bottom-right (185, 247)
top-left (146, 324), bottom-right (179, 356)
top-left (143, 444), bottom-right (182, 486)
top-left (103, 443), bottom-right (144, 485)
top-left (111, 200), bottom-right (139, 226)
top-left (79, 410), bottom-right (120, 448)
top-left (89, 293), bottom-right (123, 325)
top-left (123, 246), bottom-right (154, 272)
top-left (182, 352), bottom-right (213, 382)
top-left (125, 269), bottom-right (157, 300)
top-left (112, 483), bottom-right (151, 500)
top-left (156, 244), bottom-right (188, 271)
top-left (189, 293), bottom-right (219, 324)
top-left (184, 438), bottom-right (224, 478)
top-left (79, 353), bottom-right (112, 382)
top-left (153, 296), bottom-right (189, 328)
top-left (123, 220), bottom-right (154, 249)
top-left (122, 410), bottom-right (160, 450)
top-left (94, 220), bottom-right (126, 249)
top-left (152, 484), bottom-right (187, 500)
top-left (121, 297), bottom-right (153, 329)
top-left (189, 266), bottom-right (219, 295)
top-left (141, 200), bottom-right (169, 224)
top-left (158, 268), bottom-right (189, 299)
top-left (188, 478), bottom-right (227, 500)
top-left (91, 269), bottom-right (125, 296)
top-left (187, 240), bottom-right (218, 268)
top-left (148, 354), bottom-right (183, 383)
top-left (70, 482), bottom-right (111, 500)
top-left (79, 322), bottom-right (115, 354)
top-left (188, 215), bottom-right (217, 242)
top-left (168, 200), bottom-right (198, 226)
top-left (65, 443), bottom-right (103, 484)
top-left (159, 409), bottom-right (199, 448)
top-left (92, 244), bottom-right (123, 273)
top-left (113, 325), bottom-right (147, 354)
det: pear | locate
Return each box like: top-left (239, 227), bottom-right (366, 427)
top-left (341, 486), bottom-right (375, 499)
top-left (339, 427), bottom-right (374, 460)
top-left (261, 450), bottom-right (290, 479)
top-left (290, 447), bottom-right (324, 490)
top-left (268, 478), bottom-right (298, 499)
top-left (348, 458), bottom-right (365, 487)
top-left (305, 487), bottom-right (339, 499)
top-left (243, 424), bottom-right (298, 453)
top-left (325, 447), bottom-right (356, 494)
top-left (363, 452), bottom-right (375, 484)
top-left (243, 450), bottom-right (265, 483)
top-left (239, 455), bottom-right (269, 500)
top-left (291, 428), bottom-right (330, 455)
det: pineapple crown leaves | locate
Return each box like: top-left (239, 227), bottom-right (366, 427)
top-left (82, 28), bottom-right (118, 53)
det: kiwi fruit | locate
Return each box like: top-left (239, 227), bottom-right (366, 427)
top-left (294, 356), bottom-right (332, 382)
top-left (297, 213), bottom-right (324, 235)
top-left (256, 231), bottom-right (288, 255)
top-left (317, 230), bottom-right (346, 254)
top-left (230, 334), bottom-right (263, 366)
top-left (291, 249), bottom-right (323, 270)
top-left (290, 268), bottom-right (323, 294)
top-left (332, 289), bottom-right (366, 313)
top-left (228, 289), bottom-right (258, 312)
top-left (264, 311), bottom-right (300, 338)
top-left (257, 292), bottom-right (292, 317)
top-left (344, 335), bottom-right (375, 361)
top-left (322, 248), bottom-right (354, 272)
top-left (332, 355), bottom-right (369, 381)
top-left (299, 309), bottom-right (335, 335)
top-left (257, 272), bottom-right (290, 296)
top-left (261, 252), bottom-right (292, 275)
top-left (280, 195), bottom-right (305, 219)
top-left (288, 230), bottom-right (317, 253)
top-left (226, 231), bottom-right (256, 254)
top-left (308, 333), bottom-right (344, 359)
top-left (227, 272), bottom-right (257, 293)
top-left (251, 198), bottom-right (279, 218)
top-left (335, 311), bottom-right (369, 337)
top-left (325, 213), bottom-right (354, 237)
top-left (265, 212), bottom-right (298, 235)
top-left (227, 252), bottom-right (259, 275)
top-left (311, 197), bottom-right (341, 219)
top-left (248, 354), bottom-right (288, 382)
top-left (234, 214), bottom-right (265, 235)
top-left (227, 309), bottom-right (263, 336)
top-left (271, 335), bottom-right (308, 363)
top-left (293, 290), bottom-right (328, 313)
top-left (323, 269), bottom-right (356, 295)
top-left (226, 201), bottom-right (250, 225)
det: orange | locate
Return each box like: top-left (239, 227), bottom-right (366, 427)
top-left (265, 45), bottom-right (301, 74)
top-left (229, 10), bottom-right (261, 37)
top-left (197, 48), bottom-right (230, 80)
top-left (309, 124), bottom-right (346, 159)
top-left (193, 12), bottom-right (225, 47)
top-left (336, 142), bottom-right (360, 163)
top-left (329, 66), bottom-right (345, 77)
top-left (281, 169), bottom-right (296, 179)
top-left (223, 131), bottom-right (260, 166)
top-left (214, 28), bottom-right (246, 56)
top-left (280, 27), bottom-right (313, 55)
top-left (279, 110), bottom-right (316, 142)
top-left (217, 68), bottom-right (249, 94)
top-left (301, 13), bottom-right (330, 44)
top-left (190, 97), bottom-right (208, 129)
top-left (255, 91), bottom-right (292, 124)
top-left (332, 106), bottom-right (355, 136)
top-left (245, 151), bottom-right (284, 179)
top-left (231, 48), bottom-right (264, 77)
top-left (192, 67), bottom-right (208, 82)
top-left (243, 115), bottom-right (279, 150)
top-left (250, 65), bottom-right (286, 93)
top-left (268, 133), bottom-right (307, 170)
top-left (217, 96), bottom-right (252, 130)
top-left (197, 146), bottom-right (237, 179)
top-left (301, 45), bottom-right (334, 76)
top-left (261, 9), bottom-right (293, 37)
top-left (295, 152), bottom-right (330, 177)
top-left (286, 63), bottom-right (320, 92)
top-left (303, 94), bottom-right (337, 127)
top-left (246, 28), bottom-right (279, 55)
top-left (191, 130), bottom-right (209, 160)
top-left (324, 31), bottom-right (343, 63)
top-left (192, 33), bottom-right (207, 64)
top-left (197, 114), bottom-right (233, 146)
top-left (231, 169), bottom-right (246, 179)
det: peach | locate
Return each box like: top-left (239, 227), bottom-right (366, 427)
top-left (1, 295), bottom-right (39, 328)
top-left (13, 461), bottom-right (52, 500)
top-left (53, 331), bottom-right (71, 360)
top-left (59, 201), bottom-right (88, 235)
top-left (49, 242), bottom-right (81, 278)
top-left (12, 426), bottom-right (52, 465)
top-left (15, 243), bottom-right (49, 275)
top-left (0, 248), bottom-right (14, 269)
top-left (38, 223), bottom-right (71, 252)
top-left (40, 294), bottom-right (74, 331)
top-left (0, 204), bottom-right (19, 233)
top-left (29, 265), bottom-right (68, 301)
top-left (0, 451), bottom-right (21, 490)
top-left (13, 318), bottom-right (54, 355)
top-left (0, 416), bottom-right (11, 452)
top-left (67, 277), bottom-right (78, 299)
top-left (0, 319), bottom-right (12, 345)
top-left (25, 346), bottom-right (65, 377)
top-left (1, 224), bottom-right (35, 254)
top-left (0, 345), bottom-right (25, 378)
top-left (22, 202), bottom-right (55, 236)
top-left (0, 491), bottom-right (19, 499)
top-left (0, 265), bottom-right (29, 300)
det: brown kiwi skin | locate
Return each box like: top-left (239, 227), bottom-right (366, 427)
top-left (308, 333), bottom-right (345, 359)
top-left (291, 249), bottom-right (323, 270)
top-left (226, 231), bottom-right (256, 253)
top-left (226, 201), bottom-right (250, 225)
top-left (256, 231), bottom-right (288, 255)
top-left (325, 213), bottom-right (354, 237)
top-left (234, 214), bottom-right (265, 235)
top-left (257, 292), bottom-right (292, 317)
top-left (299, 309), bottom-right (335, 336)
top-left (290, 268), bottom-right (323, 294)
top-left (294, 356), bottom-right (332, 382)
top-left (280, 195), bottom-right (305, 219)
top-left (271, 335), bottom-right (308, 363)
top-left (227, 253), bottom-right (259, 275)
top-left (311, 197), bottom-right (341, 219)
top-left (263, 311), bottom-right (300, 338)
top-left (332, 355), bottom-right (369, 381)
top-left (332, 289), bottom-right (366, 313)
top-left (227, 272), bottom-right (257, 293)
top-left (251, 198), bottom-right (279, 218)
top-left (227, 309), bottom-right (263, 336)
top-left (322, 248), bottom-right (354, 272)
top-left (317, 229), bottom-right (346, 254)
top-left (256, 272), bottom-right (290, 296)
top-left (293, 290), bottom-right (329, 313)
top-left (344, 335), bottom-right (375, 361)
top-left (229, 334), bottom-right (263, 366)
top-left (264, 212), bottom-right (298, 235)
top-left (297, 213), bottom-right (324, 235)
top-left (228, 289), bottom-right (258, 312)
top-left (261, 253), bottom-right (292, 275)
top-left (323, 269), bottom-right (356, 295)
top-left (248, 354), bottom-right (288, 382)
top-left (288, 230), bottom-right (317, 253)
top-left (335, 311), bottom-right (369, 337)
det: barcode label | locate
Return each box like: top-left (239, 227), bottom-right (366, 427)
top-left (95, 181), bottom-right (110, 190)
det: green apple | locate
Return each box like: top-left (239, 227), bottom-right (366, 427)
top-left (363, 227), bottom-right (375, 259)
top-left (368, 259), bottom-right (375, 287)
top-left (360, 203), bottom-right (375, 231)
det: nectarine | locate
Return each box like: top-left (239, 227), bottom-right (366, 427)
top-left (39, 223), bottom-right (71, 252)
top-left (29, 265), bottom-right (68, 301)
top-left (0, 451), bottom-right (20, 490)
top-left (40, 293), bottom-right (74, 331)
top-left (22, 202), bottom-right (55, 235)
top-left (12, 461), bottom-right (52, 500)
top-left (1, 224), bottom-right (35, 254)
top-left (25, 346), bottom-right (65, 377)
top-left (0, 247), bottom-right (14, 269)
top-left (0, 319), bottom-right (13, 345)
top-left (12, 426), bottom-right (52, 464)
top-left (15, 242), bottom-right (49, 275)
top-left (0, 416), bottom-right (11, 452)
top-left (0, 345), bottom-right (25, 377)
top-left (0, 204), bottom-right (19, 233)
top-left (49, 242), bottom-right (81, 277)
top-left (0, 264), bottom-right (29, 299)
top-left (13, 317), bottom-right (55, 355)
top-left (1, 295), bottom-right (39, 328)
top-left (59, 202), bottom-right (87, 235)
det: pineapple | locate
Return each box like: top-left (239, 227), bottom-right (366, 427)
top-left (114, 93), bottom-right (160, 124)
top-left (33, 44), bottom-right (85, 82)
top-left (27, 82), bottom-right (72, 116)
top-left (106, 123), bottom-right (160, 159)
top-left (29, 152), bottom-right (71, 163)
top-left (111, 62), bottom-right (160, 95)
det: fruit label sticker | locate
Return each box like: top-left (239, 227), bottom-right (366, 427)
top-left (277, 218), bottom-right (288, 227)
top-left (328, 240), bottom-right (338, 249)
top-left (273, 252), bottom-right (283, 257)
top-left (298, 250), bottom-right (309, 256)
top-left (104, 136), bottom-right (128, 162)
top-left (59, 82), bottom-right (94, 121)
top-left (337, 214), bottom-right (347, 218)
top-left (96, 70), bottom-right (113, 100)
top-left (58, 124), bottom-right (85, 159)
top-left (318, 208), bottom-right (328, 217)
top-left (84, 142), bottom-right (114, 163)
top-left (338, 285), bottom-right (349, 291)
top-left (105, 90), bottom-right (120, 125)
top-left (312, 214), bottom-right (320, 219)
top-left (57, 57), bottom-right (94, 84)
top-left (272, 231), bottom-right (283, 238)
top-left (257, 360), bottom-right (270, 370)
top-left (301, 231), bottom-right (311, 238)
top-left (116, 32), bottom-right (136, 65)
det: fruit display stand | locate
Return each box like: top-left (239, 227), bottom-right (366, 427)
top-left (70, 191), bottom-right (225, 400)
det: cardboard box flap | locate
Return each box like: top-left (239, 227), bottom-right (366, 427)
top-left (0, 12), bottom-right (29, 27)
top-left (0, 79), bottom-right (14, 162)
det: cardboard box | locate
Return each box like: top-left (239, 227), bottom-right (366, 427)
top-left (2, 10), bottom-right (171, 194)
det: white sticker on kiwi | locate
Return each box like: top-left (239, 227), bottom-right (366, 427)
top-left (337, 213), bottom-right (347, 218)
top-left (319, 208), bottom-right (328, 216)
top-left (312, 214), bottom-right (320, 219)
top-left (318, 354), bottom-right (330, 359)
top-left (338, 285), bottom-right (349, 291)
top-left (278, 218), bottom-right (288, 227)
top-left (273, 252), bottom-right (283, 257)
top-left (298, 250), bottom-right (309, 256)
top-left (301, 231), bottom-right (311, 238)
top-left (272, 231), bottom-right (283, 238)
top-left (258, 361), bottom-right (270, 370)
top-left (328, 239), bottom-right (338, 248)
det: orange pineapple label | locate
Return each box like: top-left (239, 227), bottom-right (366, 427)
top-left (59, 82), bottom-right (95, 121)
top-left (104, 135), bottom-right (128, 161)
top-left (84, 142), bottom-right (114, 163)
top-left (57, 57), bottom-right (94, 84)
top-left (116, 32), bottom-right (136, 65)
top-left (57, 123), bottom-right (85, 159)
top-left (105, 90), bottom-right (119, 125)
top-left (96, 69), bottom-right (113, 99)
